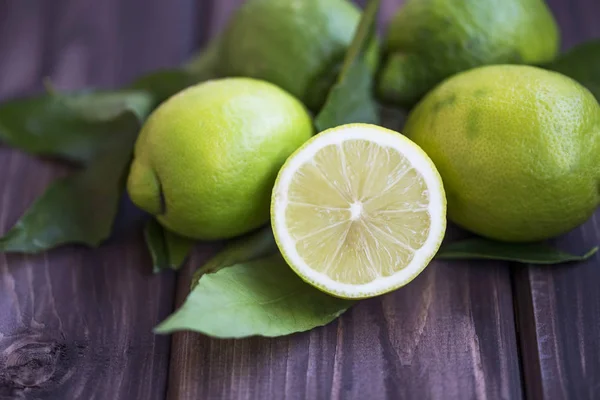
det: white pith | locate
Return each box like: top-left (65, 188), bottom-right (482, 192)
top-left (272, 124), bottom-right (446, 298)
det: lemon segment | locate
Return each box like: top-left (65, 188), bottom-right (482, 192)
top-left (271, 124), bottom-right (446, 299)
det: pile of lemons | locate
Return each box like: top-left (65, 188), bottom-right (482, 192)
top-left (127, 0), bottom-right (599, 299)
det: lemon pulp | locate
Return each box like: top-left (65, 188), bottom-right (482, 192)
top-left (272, 124), bottom-right (446, 299)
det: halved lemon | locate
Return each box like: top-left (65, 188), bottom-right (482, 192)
top-left (271, 123), bottom-right (446, 299)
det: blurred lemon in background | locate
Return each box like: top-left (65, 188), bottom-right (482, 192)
top-left (190, 0), bottom-right (379, 111)
top-left (378, 0), bottom-right (559, 107)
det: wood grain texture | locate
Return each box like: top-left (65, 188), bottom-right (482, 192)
top-left (168, 246), bottom-right (521, 400)
top-left (0, 0), bottom-right (198, 398)
top-left (1, 0), bottom-right (596, 399)
top-left (511, 1), bottom-right (600, 399)
top-left (166, 2), bottom-right (523, 399)
top-left (514, 213), bottom-right (600, 400)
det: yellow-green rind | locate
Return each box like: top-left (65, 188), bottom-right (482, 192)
top-left (271, 123), bottom-right (447, 300)
top-left (126, 161), bottom-right (163, 215)
top-left (404, 65), bottom-right (600, 242)
top-left (128, 77), bottom-right (314, 240)
top-left (218, 0), bottom-right (379, 111)
top-left (378, 0), bottom-right (560, 107)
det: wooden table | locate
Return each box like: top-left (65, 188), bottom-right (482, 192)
top-left (0, 1), bottom-right (598, 399)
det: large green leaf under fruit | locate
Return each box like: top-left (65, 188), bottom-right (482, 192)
top-left (191, 225), bottom-right (278, 288)
top-left (155, 254), bottom-right (354, 338)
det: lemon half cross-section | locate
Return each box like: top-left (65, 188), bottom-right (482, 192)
top-left (271, 124), bottom-right (447, 299)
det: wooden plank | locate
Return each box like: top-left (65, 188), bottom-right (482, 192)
top-left (515, 212), bottom-right (600, 400)
top-left (512, 1), bottom-right (600, 399)
top-left (166, 1), bottom-right (523, 399)
top-left (0, 0), bottom-right (197, 398)
top-left (169, 245), bottom-right (522, 399)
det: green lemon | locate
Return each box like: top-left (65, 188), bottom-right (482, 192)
top-left (378, 0), bottom-right (559, 107)
top-left (127, 77), bottom-right (314, 240)
top-left (404, 65), bottom-right (600, 242)
top-left (211, 0), bottom-right (378, 111)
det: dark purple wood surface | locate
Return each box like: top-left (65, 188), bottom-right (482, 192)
top-left (512, 1), bottom-right (600, 399)
top-left (0, 0), bottom-right (598, 399)
top-left (0, 0), bottom-right (198, 398)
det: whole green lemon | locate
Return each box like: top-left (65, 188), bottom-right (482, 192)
top-left (213, 0), bottom-right (378, 111)
top-left (127, 77), bottom-right (314, 240)
top-left (378, 0), bottom-right (559, 107)
top-left (404, 65), bottom-right (600, 242)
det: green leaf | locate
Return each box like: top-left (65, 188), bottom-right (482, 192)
top-left (129, 69), bottom-right (199, 107)
top-left (144, 219), bottom-right (195, 273)
top-left (546, 40), bottom-right (600, 101)
top-left (183, 35), bottom-right (222, 81)
top-left (0, 38), bottom-right (225, 254)
top-left (191, 225), bottom-right (278, 288)
top-left (436, 237), bottom-right (598, 265)
top-left (155, 253), bottom-right (354, 338)
top-left (0, 91), bottom-right (152, 163)
top-left (157, 226), bottom-right (351, 338)
top-left (0, 92), bottom-right (152, 253)
top-left (314, 0), bottom-right (380, 131)
top-left (315, 60), bottom-right (379, 131)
